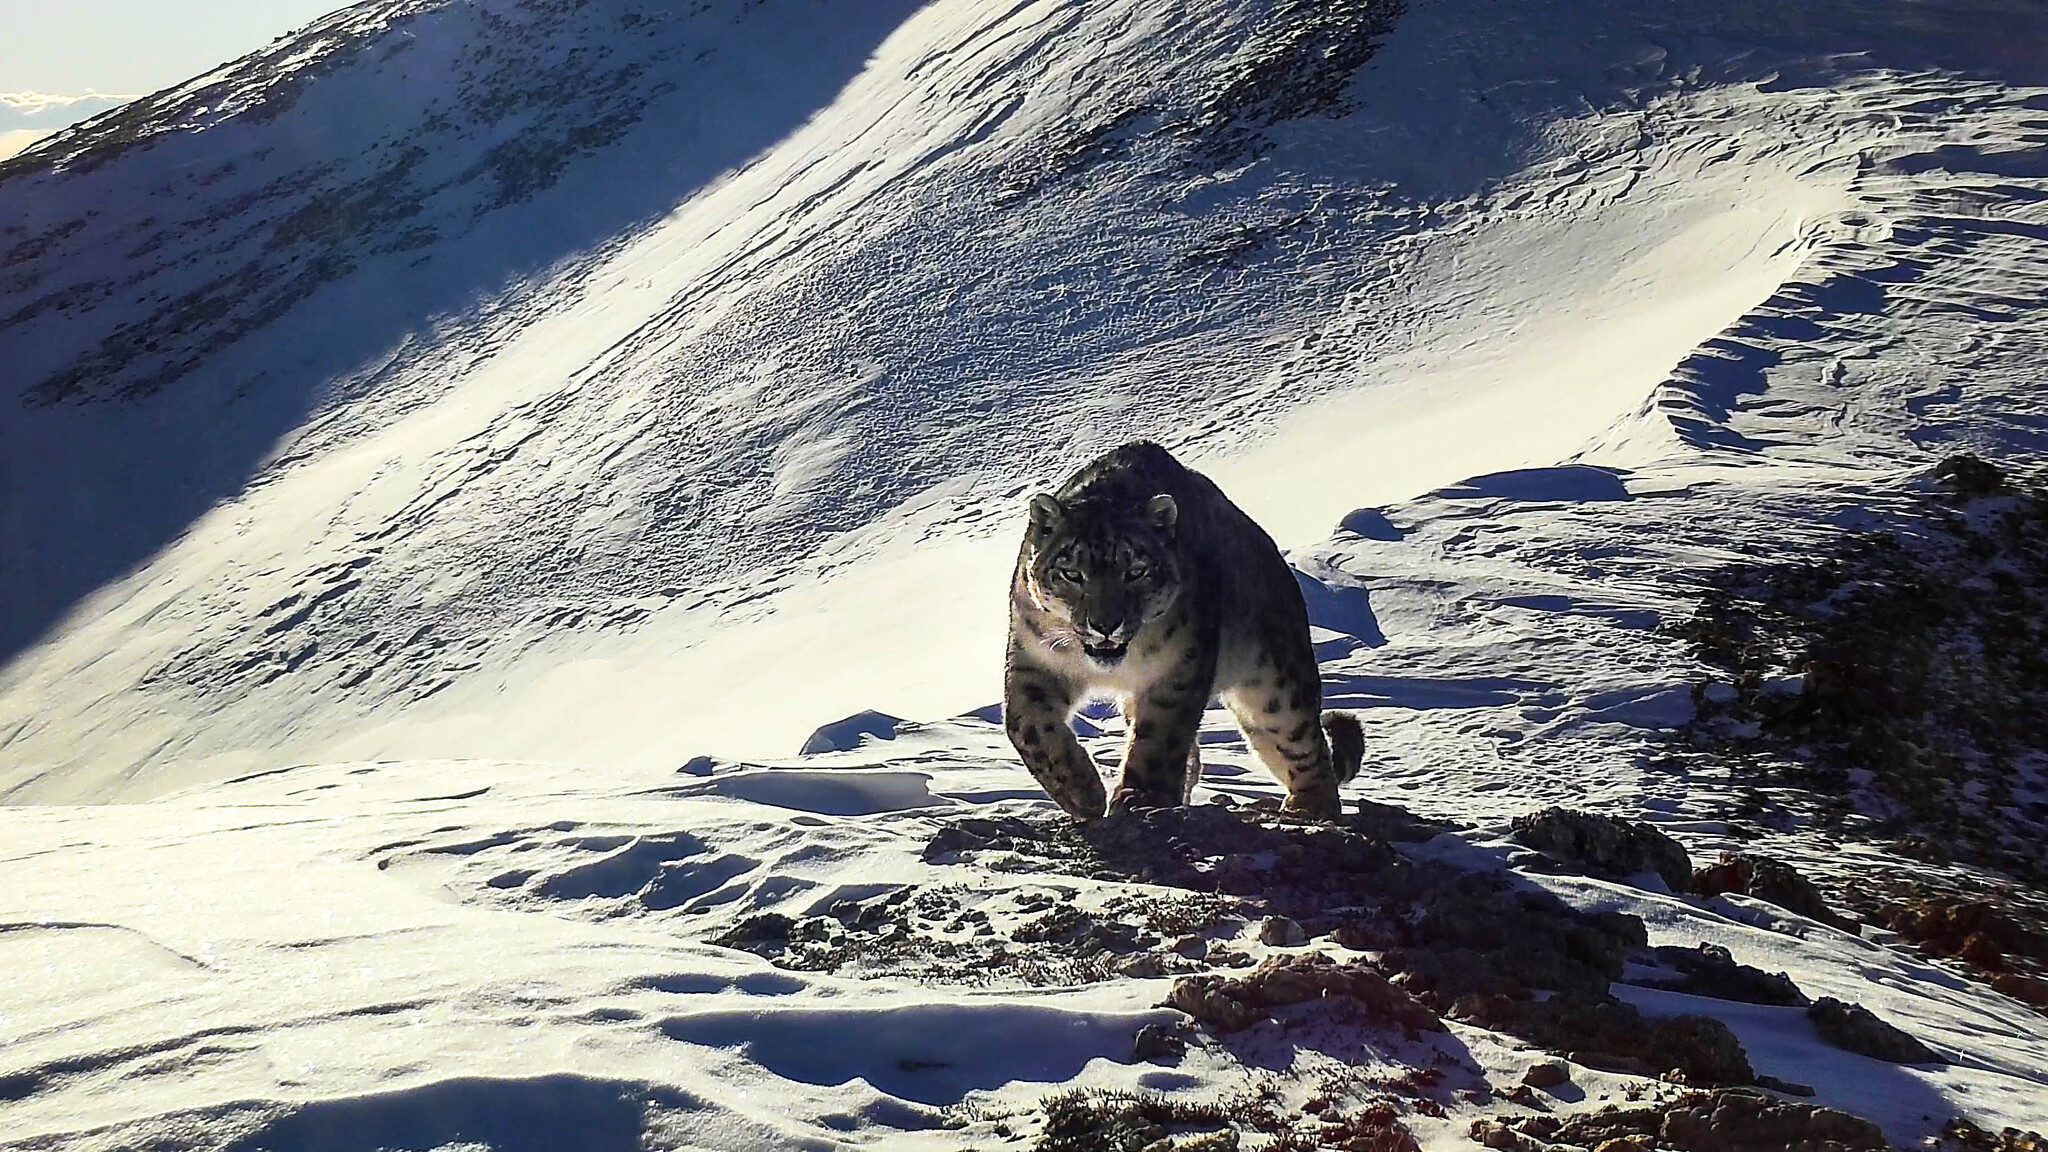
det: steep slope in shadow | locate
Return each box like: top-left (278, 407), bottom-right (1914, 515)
top-left (0, 0), bottom-right (922, 661)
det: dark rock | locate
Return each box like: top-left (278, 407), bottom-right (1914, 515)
top-left (1934, 453), bottom-right (2007, 497)
top-left (1645, 1014), bottom-right (1756, 1086)
top-left (1876, 898), bottom-right (2045, 972)
top-left (1936, 1116), bottom-right (2048, 1151)
top-left (1670, 465), bottom-right (2048, 891)
top-left (921, 824), bottom-right (989, 862)
top-left (1132, 1022), bottom-right (1185, 1062)
top-left (1207, 943), bottom-right (1255, 968)
top-left (1167, 974), bottom-right (1265, 1032)
top-left (1692, 852), bottom-right (1857, 932)
top-left (1167, 951), bottom-right (1441, 1035)
top-left (1807, 996), bottom-right (1943, 1064)
top-left (1993, 971), bottom-right (2048, 1007)
top-left (1659, 1089), bottom-right (1886, 1150)
top-left (1119, 953), bottom-right (1168, 978)
top-left (1348, 798), bottom-right (1467, 842)
top-left (1481, 1088), bottom-right (1887, 1151)
top-left (715, 912), bottom-right (793, 943)
top-left (1312, 1101), bottom-right (1420, 1152)
top-left (1450, 988), bottom-right (1751, 1086)
top-left (1510, 807), bottom-right (1692, 893)
top-left (1635, 943), bottom-right (1809, 1006)
top-left (1505, 849), bottom-right (1561, 873)
top-left (931, 803), bottom-right (1753, 1081)
top-left (1258, 916), bottom-right (1305, 946)
top-left (1327, 919), bottom-right (1388, 951)
top-left (1521, 1060), bottom-right (1570, 1090)
top-left (1754, 1074), bottom-right (1816, 1097)
top-left (1891, 834), bottom-right (1952, 865)
top-left (1569, 1049), bottom-right (1653, 1076)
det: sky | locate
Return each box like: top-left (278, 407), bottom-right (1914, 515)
top-left (1, 0), bottom-right (348, 158)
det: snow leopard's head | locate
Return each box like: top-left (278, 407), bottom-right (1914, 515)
top-left (1021, 489), bottom-right (1181, 665)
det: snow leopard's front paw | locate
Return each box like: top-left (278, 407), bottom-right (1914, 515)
top-left (1106, 784), bottom-right (1180, 817)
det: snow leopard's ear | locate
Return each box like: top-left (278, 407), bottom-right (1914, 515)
top-left (1028, 493), bottom-right (1065, 531)
top-left (1147, 494), bottom-right (1178, 536)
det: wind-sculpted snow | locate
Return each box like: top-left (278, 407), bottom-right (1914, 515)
top-left (4, 0), bottom-right (2048, 1146)
top-left (4, 0), bottom-right (1990, 797)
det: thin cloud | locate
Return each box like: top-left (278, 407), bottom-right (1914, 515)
top-left (0, 91), bottom-right (141, 128)
top-left (0, 93), bottom-right (141, 161)
top-left (1, 91), bottom-right (141, 111)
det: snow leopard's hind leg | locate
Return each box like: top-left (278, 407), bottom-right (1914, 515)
top-left (1222, 626), bottom-right (1353, 820)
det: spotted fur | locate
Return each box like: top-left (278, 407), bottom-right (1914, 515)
top-left (1005, 441), bottom-right (1364, 820)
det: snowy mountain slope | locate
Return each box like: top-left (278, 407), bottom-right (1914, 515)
top-left (9, 0), bottom-right (2046, 803)
top-left (4, 0), bottom-right (2048, 1147)
top-left (0, 95), bottom-right (139, 163)
top-left (0, 0), bottom-right (930, 665)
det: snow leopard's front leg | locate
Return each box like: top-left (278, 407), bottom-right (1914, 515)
top-left (1108, 633), bottom-right (1217, 814)
top-left (1004, 648), bottom-right (1105, 819)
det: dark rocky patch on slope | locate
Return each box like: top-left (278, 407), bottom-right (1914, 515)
top-left (1010, 0), bottom-right (1406, 199)
top-left (1673, 454), bottom-right (2048, 890)
top-left (1187, 0), bottom-right (1409, 161)
top-left (1814, 875), bottom-right (2048, 1015)
top-left (6, 0), bottom-right (690, 405)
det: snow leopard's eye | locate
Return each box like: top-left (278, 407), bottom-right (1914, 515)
top-left (1125, 562), bottom-right (1151, 581)
top-left (1056, 566), bottom-right (1085, 584)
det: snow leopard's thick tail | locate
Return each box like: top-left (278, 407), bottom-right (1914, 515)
top-left (1322, 710), bottom-right (1364, 784)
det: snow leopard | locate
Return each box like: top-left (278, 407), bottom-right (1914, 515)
top-left (1004, 441), bottom-right (1364, 820)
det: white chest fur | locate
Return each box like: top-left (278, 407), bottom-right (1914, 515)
top-left (1027, 627), bottom-right (1204, 705)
